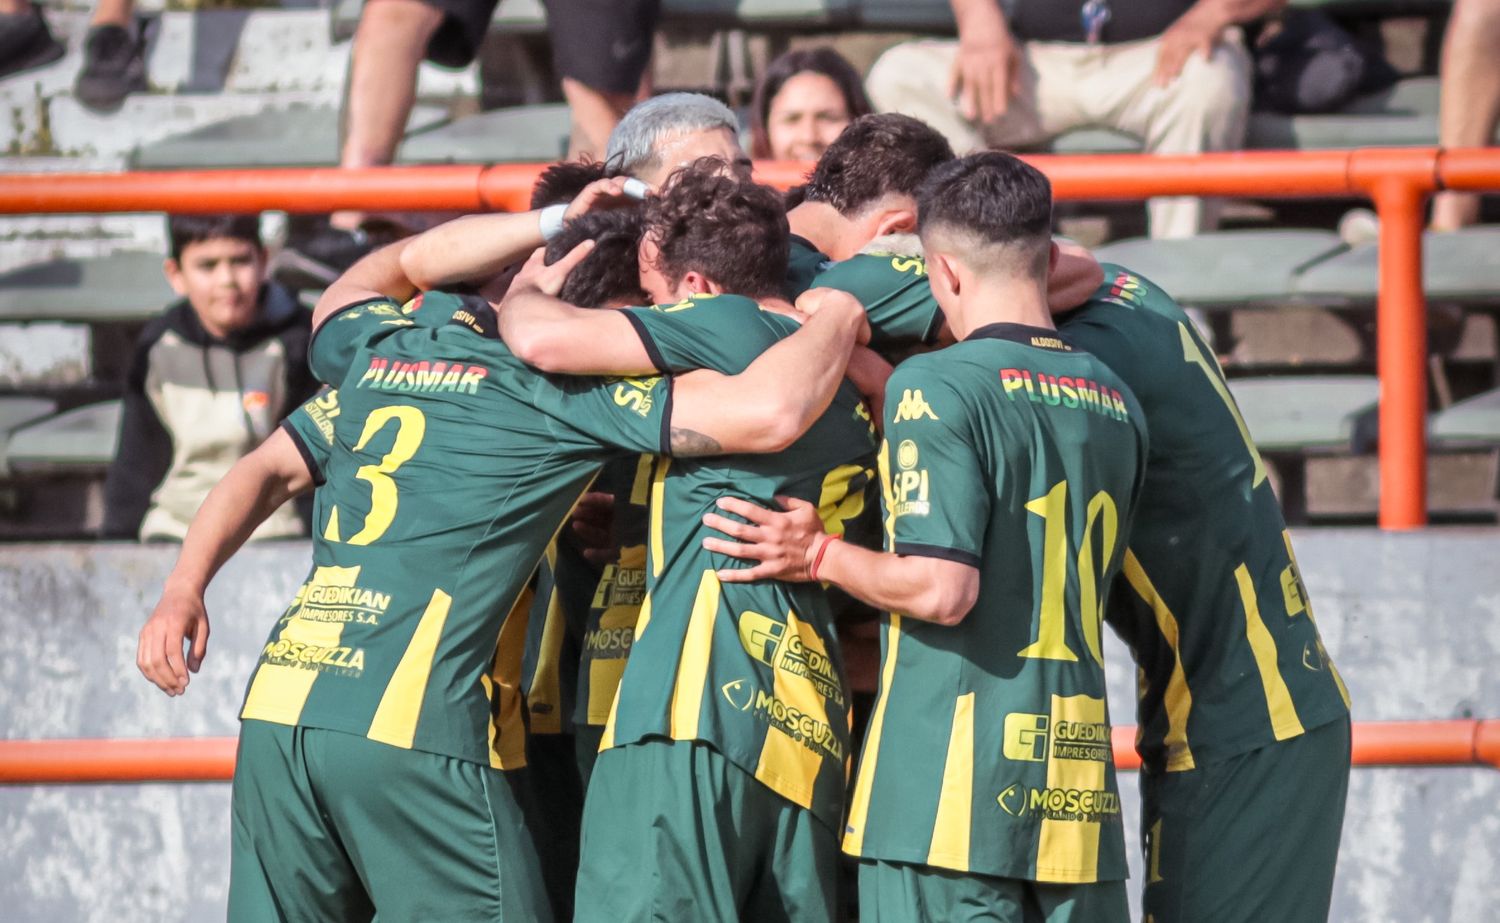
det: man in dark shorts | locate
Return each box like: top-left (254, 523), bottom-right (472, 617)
top-left (546, 0), bottom-right (661, 157)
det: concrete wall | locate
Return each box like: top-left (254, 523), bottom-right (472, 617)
top-left (2, 531), bottom-right (1498, 921)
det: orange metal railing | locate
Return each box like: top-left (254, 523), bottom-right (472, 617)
top-left (3, 148), bottom-right (1500, 527)
top-left (0, 720), bottom-right (1495, 783)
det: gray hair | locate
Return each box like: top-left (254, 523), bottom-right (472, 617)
top-left (604, 93), bottom-right (740, 178)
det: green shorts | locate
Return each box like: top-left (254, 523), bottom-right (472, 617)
top-left (228, 720), bottom-right (553, 923)
top-left (1140, 716), bottom-right (1350, 923)
top-left (573, 737), bottom-right (839, 923)
top-left (858, 860), bottom-right (1128, 923)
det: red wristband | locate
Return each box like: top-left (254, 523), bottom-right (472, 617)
top-left (809, 534), bottom-right (842, 582)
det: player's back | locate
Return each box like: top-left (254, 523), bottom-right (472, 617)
top-left (241, 297), bottom-right (666, 769)
top-left (1057, 266), bottom-right (1350, 772)
top-left (845, 325), bottom-right (1146, 882)
top-left (606, 292), bottom-right (878, 829)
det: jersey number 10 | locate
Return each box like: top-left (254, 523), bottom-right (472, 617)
top-left (1018, 479), bottom-right (1119, 667)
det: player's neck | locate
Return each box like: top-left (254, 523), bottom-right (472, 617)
top-left (757, 295), bottom-right (799, 319)
top-left (786, 201), bottom-right (852, 260)
top-left (950, 279), bottom-right (1055, 340)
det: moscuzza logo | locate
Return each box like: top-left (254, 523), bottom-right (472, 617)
top-left (721, 679), bottom-right (754, 711)
top-left (261, 639), bottom-right (366, 674)
top-left (997, 784), bottom-right (1121, 822)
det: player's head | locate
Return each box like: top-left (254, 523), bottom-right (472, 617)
top-left (544, 207), bottom-right (649, 308)
top-left (530, 159), bottom-right (608, 209)
top-left (164, 214), bottom-right (267, 339)
top-left (605, 93), bottom-right (752, 185)
top-left (798, 113), bottom-right (954, 259)
top-left (917, 152), bottom-right (1056, 308)
top-left (639, 159), bottom-right (789, 304)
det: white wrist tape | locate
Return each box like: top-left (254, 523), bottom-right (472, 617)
top-left (539, 203), bottom-right (569, 240)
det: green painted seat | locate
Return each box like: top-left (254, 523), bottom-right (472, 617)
top-left (1431, 388), bottom-right (1500, 445)
top-left (131, 104), bottom-right (448, 170)
top-left (5, 401), bottom-right (122, 474)
top-left (0, 397), bottom-right (59, 476)
top-left (1292, 226), bottom-right (1500, 305)
top-left (1093, 231), bottom-right (1346, 308)
top-left (399, 103), bottom-right (572, 164)
top-left (0, 253), bottom-right (175, 323)
top-left (1228, 375), bottom-right (1379, 452)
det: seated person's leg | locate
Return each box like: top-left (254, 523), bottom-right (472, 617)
top-left (545, 0), bottom-right (659, 160)
top-left (1431, 0), bottom-right (1500, 231)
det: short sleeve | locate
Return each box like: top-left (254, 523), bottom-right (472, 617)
top-left (882, 367), bottom-right (988, 567)
top-left (531, 373), bottom-right (673, 457)
top-left (622, 294), bottom-right (781, 374)
top-left (813, 253), bottom-right (944, 349)
top-left (279, 387), bottom-right (340, 484)
top-left (308, 298), bottom-right (416, 385)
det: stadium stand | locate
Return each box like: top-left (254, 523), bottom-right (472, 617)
top-left (3, 399), bottom-right (120, 475)
top-left (0, 251), bottom-right (174, 322)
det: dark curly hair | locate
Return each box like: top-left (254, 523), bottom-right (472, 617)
top-left (801, 113), bottom-right (954, 216)
top-left (544, 206), bottom-right (648, 308)
top-left (529, 159), bottom-right (608, 209)
top-left (644, 160), bottom-right (789, 299)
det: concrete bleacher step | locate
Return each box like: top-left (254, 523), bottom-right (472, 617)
top-left (4, 399), bottom-right (121, 474)
top-left (398, 103), bottom-right (572, 164)
top-left (1293, 226), bottom-right (1500, 306)
top-left (0, 251), bottom-right (174, 323)
top-left (1095, 230), bottom-right (1346, 308)
top-left (1229, 375), bottom-right (1379, 452)
top-left (130, 103), bottom-right (448, 169)
top-left (0, 397), bottom-right (60, 476)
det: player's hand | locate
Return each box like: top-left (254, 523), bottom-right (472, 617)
top-left (570, 490), bottom-right (618, 566)
top-left (564, 176), bottom-right (654, 221)
top-left (137, 585), bottom-right (211, 696)
top-left (703, 495), bottom-right (827, 583)
top-left (506, 241), bottom-right (595, 298)
top-left (949, 3), bottom-right (1021, 123)
top-left (1152, 10), bottom-right (1225, 86)
top-left (795, 287), bottom-right (872, 346)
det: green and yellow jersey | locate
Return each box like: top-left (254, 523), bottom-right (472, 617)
top-left (521, 534), bottom-right (594, 736)
top-left (239, 294), bottom-right (671, 769)
top-left (1057, 265), bottom-right (1351, 773)
top-left (844, 325), bottom-right (1148, 884)
top-left (574, 454), bottom-right (654, 729)
top-left (281, 386), bottom-right (341, 479)
top-left (600, 292), bottom-right (879, 832)
top-left (784, 236), bottom-right (946, 351)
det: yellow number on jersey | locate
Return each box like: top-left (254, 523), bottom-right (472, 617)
top-left (1179, 321), bottom-right (1267, 488)
top-left (328, 405), bottom-right (427, 546)
top-left (818, 463), bottom-right (875, 537)
top-left (1018, 480), bottom-right (1119, 666)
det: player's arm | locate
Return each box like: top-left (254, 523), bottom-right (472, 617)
top-left (136, 427), bottom-right (316, 696)
top-left (312, 238), bottom-right (418, 332)
top-left (500, 244), bottom-right (660, 375)
top-left (703, 497), bottom-right (980, 625)
top-left (667, 288), bottom-right (870, 454)
top-left (400, 175), bottom-right (645, 291)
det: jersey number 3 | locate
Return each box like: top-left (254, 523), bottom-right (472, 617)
top-left (326, 405), bottom-right (427, 545)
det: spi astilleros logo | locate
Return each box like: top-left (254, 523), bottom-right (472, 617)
top-left (891, 389), bottom-right (939, 423)
top-left (610, 377), bottom-right (661, 417)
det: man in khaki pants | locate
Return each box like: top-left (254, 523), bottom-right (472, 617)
top-left (867, 0), bottom-right (1283, 238)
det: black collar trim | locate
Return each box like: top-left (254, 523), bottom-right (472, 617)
top-left (965, 323), bottom-right (1073, 351)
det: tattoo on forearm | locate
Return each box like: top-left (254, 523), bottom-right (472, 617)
top-left (669, 427), bottom-right (722, 457)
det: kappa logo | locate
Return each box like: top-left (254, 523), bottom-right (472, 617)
top-left (891, 389), bottom-right (939, 423)
top-left (721, 679), bottom-right (754, 711)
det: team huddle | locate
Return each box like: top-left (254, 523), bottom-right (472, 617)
top-left (136, 94), bottom-right (1353, 923)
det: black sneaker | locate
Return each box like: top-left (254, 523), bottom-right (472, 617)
top-left (272, 223), bottom-right (377, 291)
top-left (0, 7), bottom-right (65, 81)
top-left (74, 22), bottom-right (147, 113)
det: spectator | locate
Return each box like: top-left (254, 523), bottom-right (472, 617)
top-left (104, 215), bottom-right (316, 542)
top-left (867, 0), bottom-right (1284, 238)
top-left (545, 0), bottom-right (660, 159)
top-left (749, 46), bottom-right (872, 161)
top-left (604, 91), bottom-right (752, 183)
top-left (0, 0), bottom-right (146, 110)
top-left (1430, 0), bottom-right (1500, 231)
